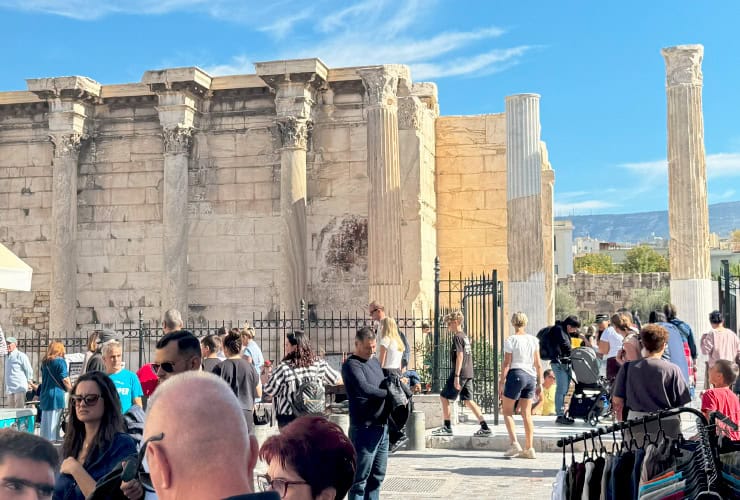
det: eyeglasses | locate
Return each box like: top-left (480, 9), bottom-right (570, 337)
top-left (71, 394), bottom-right (101, 406)
top-left (151, 361), bottom-right (178, 373)
top-left (129, 432), bottom-right (165, 492)
top-left (257, 474), bottom-right (308, 498)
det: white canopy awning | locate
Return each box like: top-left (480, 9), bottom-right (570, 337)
top-left (0, 242), bottom-right (33, 291)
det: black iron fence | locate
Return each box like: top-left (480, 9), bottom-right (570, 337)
top-left (718, 259), bottom-right (739, 332)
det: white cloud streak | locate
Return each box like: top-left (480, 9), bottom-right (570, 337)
top-left (620, 152), bottom-right (740, 179)
top-left (554, 200), bottom-right (616, 215)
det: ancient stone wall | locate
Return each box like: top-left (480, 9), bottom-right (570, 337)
top-left (557, 272), bottom-right (670, 318)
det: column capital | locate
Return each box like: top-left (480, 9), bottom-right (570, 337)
top-left (50, 132), bottom-right (87, 158)
top-left (662, 45), bottom-right (703, 87)
top-left (276, 117), bottom-right (312, 150)
top-left (162, 126), bottom-right (193, 155)
top-left (358, 65), bottom-right (410, 108)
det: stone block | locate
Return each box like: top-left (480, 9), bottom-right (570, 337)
top-left (435, 116), bottom-right (486, 146)
top-left (236, 129), bottom-right (275, 157)
top-left (485, 113), bottom-right (506, 144)
top-left (413, 394), bottom-right (445, 429)
top-left (125, 272), bottom-right (160, 290)
top-left (96, 174), bottom-right (130, 189)
top-left (219, 183), bottom-right (254, 201)
top-left (436, 155), bottom-right (485, 175)
top-left (145, 255), bottom-right (163, 272)
top-left (128, 172), bottom-right (162, 188)
top-left (206, 133), bottom-right (237, 158)
top-left (235, 166), bottom-right (274, 184)
top-left (77, 256), bottom-right (110, 274)
top-left (110, 187), bottom-right (147, 205)
top-left (92, 272), bottom-right (128, 289)
top-left (198, 270), bottom-right (235, 288)
top-left (484, 154), bottom-right (507, 173)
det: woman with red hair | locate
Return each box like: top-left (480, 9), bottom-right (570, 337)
top-left (258, 416), bottom-right (356, 500)
top-left (39, 341), bottom-right (71, 441)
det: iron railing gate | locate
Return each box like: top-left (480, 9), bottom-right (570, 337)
top-left (719, 259), bottom-right (739, 332)
top-left (432, 257), bottom-right (503, 423)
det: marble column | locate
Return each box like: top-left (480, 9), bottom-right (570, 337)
top-left (506, 94), bottom-right (547, 334)
top-left (27, 77), bottom-right (100, 335)
top-left (662, 45), bottom-right (712, 357)
top-left (541, 150), bottom-right (556, 326)
top-left (276, 116), bottom-right (310, 313)
top-left (255, 60), bottom-right (327, 313)
top-left (143, 68), bottom-right (211, 318)
top-left (359, 66), bottom-right (407, 313)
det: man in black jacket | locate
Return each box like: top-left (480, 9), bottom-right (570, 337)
top-left (547, 315), bottom-right (581, 424)
top-left (342, 327), bottom-right (388, 500)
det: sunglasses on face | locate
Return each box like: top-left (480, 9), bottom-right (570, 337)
top-left (128, 432), bottom-right (165, 491)
top-left (151, 361), bottom-right (178, 373)
top-left (71, 394), bottom-right (101, 406)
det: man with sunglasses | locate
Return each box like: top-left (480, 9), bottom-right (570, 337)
top-left (141, 371), bottom-right (278, 499)
top-left (0, 428), bottom-right (58, 500)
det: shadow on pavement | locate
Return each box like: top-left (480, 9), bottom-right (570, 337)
top-left (415, 466), bottom-right (560, 478)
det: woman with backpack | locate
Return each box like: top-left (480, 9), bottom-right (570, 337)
top-left (263, 330), bottom-right (341, 429)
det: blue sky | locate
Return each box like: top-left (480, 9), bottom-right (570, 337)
top-left (2, 0), bottom-right (739, 216)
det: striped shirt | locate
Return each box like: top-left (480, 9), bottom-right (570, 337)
top-left (263, 359), bottom-right (340, 416)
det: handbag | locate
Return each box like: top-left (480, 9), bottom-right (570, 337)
top-left (253, 403), bottom-right (273, 426)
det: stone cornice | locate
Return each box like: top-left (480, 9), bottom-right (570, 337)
top-left (26, 76), bottom-right (102, 104)
top-left (662, 45), bottom-right (703, 87)
top-left (277, 117), bottom-right (312, 150)
top-left (142, 67), bottom-right (213, 98)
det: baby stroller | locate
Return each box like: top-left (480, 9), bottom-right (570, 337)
top-left (565, 347), bottom-right (611, 426)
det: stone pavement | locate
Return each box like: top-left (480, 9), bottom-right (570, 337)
top-left (381, 449), bottom-right (562, 499)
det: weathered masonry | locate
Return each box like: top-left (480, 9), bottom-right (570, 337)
top-left (0, 59), bottom-right (555, 334)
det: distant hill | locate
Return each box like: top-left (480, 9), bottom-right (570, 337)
top-left (557, 201), bottom-right (740, 243)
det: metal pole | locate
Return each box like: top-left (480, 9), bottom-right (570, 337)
top-left (493, 270), bottom-right (500, 426)
top-left (300, 299), bottom-right (306, 331)
top-left (138, 309), bottom-right (144, 369)
top-left (722, 260), bottom-right (731, 327)
top-left (432, 256), bottom-right (441, 393)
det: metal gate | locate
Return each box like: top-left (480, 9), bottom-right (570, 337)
top-left (432, 257), bottom-right (504, 423)
top-left (719, 259), bottom-right (739, 332)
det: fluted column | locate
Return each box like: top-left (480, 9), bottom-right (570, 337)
top-left (143, 68), bottom-right (211, 317)
top-left (506, 94), bottom-right (546, 334)
top-left (27, 77), bottom-right (100, 336)
top-left (663, 45), bottom-right (712, 362)
top-left (541, 150), bottom-right (555, 326)
top-left (360, 66), bottom-right (407, 312)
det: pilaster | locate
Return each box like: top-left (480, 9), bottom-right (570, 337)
top-left (662, 45), bottom-right (712, 360)
top-left (359, 65), bottom-right (409, 313)
top-left (506, 93), bottom-right (546, 333)
top-left (143, 67), bottom-right (211, 317)
top-left (27, 76), bottom-right (100, 335)
top-left (256, 59), bottom-right (327, 313)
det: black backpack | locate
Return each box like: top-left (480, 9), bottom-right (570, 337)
top-left (288, 364), bottom-right (326, 416)
top-left (537, 326), bottom-right (555, 360)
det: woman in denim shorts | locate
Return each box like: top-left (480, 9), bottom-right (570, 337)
top-left (498, 312), bottom-right (543, 459)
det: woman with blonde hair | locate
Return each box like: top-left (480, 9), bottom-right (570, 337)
top-left (241, 321), bottom-right (264, 376)
top-left (378, 317), bottom-right (405, 373)
top-left (499, 311), bottom-right (542, 459)
top-left (39, 341), bottom-right (71, 441)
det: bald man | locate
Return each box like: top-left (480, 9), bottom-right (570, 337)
top-left (143, 371), bottom-right (278, 500)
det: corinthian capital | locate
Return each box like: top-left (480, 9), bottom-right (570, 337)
top-left (358, 67), bottom-right (403, 108)
top-left (162, 126), bottom-right (193, 155)
top-left (277, 117), bottom-right (312, 150)
top-left (50, 133), bottom-right (86, 158)
top-left (662, 45), bottom-right (703, 87)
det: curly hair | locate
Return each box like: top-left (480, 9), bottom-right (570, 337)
top-left (62, 371), bottom-right (124, 465)
top-left (283, 330), bottom-right (316, 369)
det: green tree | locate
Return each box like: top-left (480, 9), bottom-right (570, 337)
top-left (630, 287), bottom-right (670, 321)
top-left (620, 245), bottom-right (669, 273)
top-left (555, 285), bottom-right (578, 320)
top-left (574, 253), bottom-right (617, 274)
top-left (732, 229), bottom-right (740, 243)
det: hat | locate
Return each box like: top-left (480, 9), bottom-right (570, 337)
top-left (6, 337), bottom-right (17, 344)
top-left (709, 310), bottom-right (723, 324)
top-left (98, 328), bottom-right (122, 344)
top-left (594, 314), bottom-right (609, 323)
top-left (264, 360), bottom-right (272, 367)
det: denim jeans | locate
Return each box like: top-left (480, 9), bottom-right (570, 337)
top-left (40, 408), bottom-right (61, 441)
top-left (551, 362), bottom-right (571, 416)
top-left (348, 424), bottom-right (389, 500)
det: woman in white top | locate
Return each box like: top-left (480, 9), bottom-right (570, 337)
top-left (499, 311), bottom-right (542, 459)
top-left (598, 313), bottom-right (627, 381)
top-left (378, 317), bottom-right (405, 374)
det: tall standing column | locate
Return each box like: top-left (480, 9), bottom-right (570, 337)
top-left (506, 94), bottom-right (547, 334)
top-left (359, 65), bottom-right (407, 312)
top-left (143, 68), bottom-right (211, 317)
top-left (662, 45), bottom-right (712, 356)
top-left (27, 77), bottom-right (100, 335)
top-left (256, 60), bottom-right (327, 313)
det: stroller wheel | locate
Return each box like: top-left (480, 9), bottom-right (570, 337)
top-left (587, 412), bottom-right (599, 427)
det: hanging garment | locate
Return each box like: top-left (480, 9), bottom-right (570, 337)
top-left (600, 454), bottom-right (614, 500)
top-left (552, 469), bottom-right (567, 500)
top-left (581, 461), bottom-right (595, 500)
top-left (588, 456), bottom-right (606, 500)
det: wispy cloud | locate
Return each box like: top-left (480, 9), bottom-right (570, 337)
top-left (203, 55), bottom-right (253, 77)
top-left (709, 188), bottom-right (737, 203)
top-left (0, 0), bottom-right (533, 81)
top-left (620, 152), bottom-right (740, 179)
top-left (554, 200), bottom-right (616, 215)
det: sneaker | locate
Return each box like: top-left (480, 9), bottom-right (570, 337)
top-left (555, 415), bottom-right (575, 425)
top-left (473, 427), bottom-right (492, 437)
top-left (432, 426), bottom-right (453, 436)
top-left (389, 436), bottom-right (409, 453)
top-left (504, 442), bottom-right (523, 457)
top-left (517, 447), bottom-right (537, 459)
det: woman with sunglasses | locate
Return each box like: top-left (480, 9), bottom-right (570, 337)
top-left (54, 371), bottom-right (137, 500)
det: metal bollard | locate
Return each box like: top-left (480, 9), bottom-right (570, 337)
top-left (329, 413), bottom-right (350, 436)
top-left (407, 411), bottom-right (426, 451)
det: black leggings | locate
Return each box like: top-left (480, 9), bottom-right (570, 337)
top-left (276, 413), bottom-right (296, 429)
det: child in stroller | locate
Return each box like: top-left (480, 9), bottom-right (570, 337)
top-left (565, 346), bottom-right (611, 426)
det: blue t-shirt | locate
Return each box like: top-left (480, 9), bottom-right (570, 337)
top-left (244, 340), bottom-right (264, 375)
top-left (108, 369), bottom-right (143, 413)
top-left (40, 357), bottom-right (68, 411)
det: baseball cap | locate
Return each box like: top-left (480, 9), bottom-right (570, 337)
top-left (98, 328), bottom-right (122, 344)
top-left (594, 314), bottom-right (609, 323)
top-left (6, 336), bottom-right (17, 344)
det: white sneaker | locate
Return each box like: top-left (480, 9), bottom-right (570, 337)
top-left (503, 442), bottom-right (523, 457)
top-left (517, 447), bottom-right (537, 459)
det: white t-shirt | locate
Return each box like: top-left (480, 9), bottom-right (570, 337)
top-left (503, 333), bottom-right (539, 377)
top-left (379, 336), bottom-right (403, 369)
top-left (600, 326), bottom-right (623, 358)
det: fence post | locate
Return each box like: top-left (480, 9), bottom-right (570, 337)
top-left (300, 299), bottom-right (306, 331)
top-left (722, 260), bottom-right (731, 327)
top-left (138, 309), bottom-right (144, 369)
top-left (432, 256), bottom-right (441, 393)
top-left (493, 270), bottom-right (500, 426)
